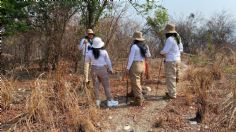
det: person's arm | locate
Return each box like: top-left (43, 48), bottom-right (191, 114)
top-left (160, 38), bottom-right (172, 55)
top-left (179, 42), bottom-right (184, 53)
top-left (145, 45), bottom-right (151, 58)
top-left (79, 38), bottom-right (86, 51)
top-left (127, 45), bottom-right (136, 70)
top-left (104, 51), bottom-right (113, 71)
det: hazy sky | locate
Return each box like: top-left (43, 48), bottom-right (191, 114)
top-left (162, 0), bottom-right (236, 18)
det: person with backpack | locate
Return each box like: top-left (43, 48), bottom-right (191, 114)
top-left (85, 37), bottom-right (118, 107)
top-left (126, 31), bottom-right (151, 106)
top-left (78, 29), bottom-right (95, 83)
top-left (160, 23), bottom-right (183, 99)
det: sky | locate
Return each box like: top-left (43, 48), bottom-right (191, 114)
top-left (125, 0), bottom-right (236, 24)
top-left (162, 0), bottom-right (236, 19)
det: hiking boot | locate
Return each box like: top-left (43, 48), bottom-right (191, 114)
top-left (128, 91), bottom-right (148, 97)
top-left (130, 97), bottom-right (143, 106)
top-left (163, 92), bottom-right (176, 100)
top-left (107, 99), bottom-right (118, 107)
top-left (127, 92), bottom-right (134, 97)
top-left (142, 90), bottom-right (148, 96)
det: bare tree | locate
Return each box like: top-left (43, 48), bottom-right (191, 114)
top-left (206, 11), bottom-right (236, 45)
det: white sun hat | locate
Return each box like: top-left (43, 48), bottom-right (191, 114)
top-left (92, 37), bottom-right (105, 49)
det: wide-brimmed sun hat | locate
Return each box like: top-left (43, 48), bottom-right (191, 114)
top-left (87, 29), bottom-right (95, 34)
top-left (133, 31), bottom-right (145, 41)
top-left (92, 37), bottom-right (104, 48)
top-left (165, 23), bottom-right (177, 34)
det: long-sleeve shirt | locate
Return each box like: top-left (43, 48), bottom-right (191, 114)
top-left (127, 44), bottom-right (151, 70)
top-left (78, 38), bottom-right (92, 55)
top-left (85, 50), bottom-right (113, 71)
top-left (160, 37), bottom-right (183, 61)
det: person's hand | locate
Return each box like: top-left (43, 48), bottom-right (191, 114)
top-left (125, 69), bottom-right (129, 77)
top-left (160, 53), bottom-right (165, 58)
top-left (83, 39), bottom-right (88, 45)
top-left (108, 69), bottom-right (114, 74)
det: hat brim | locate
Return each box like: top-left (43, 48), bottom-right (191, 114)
top-left (87, 32), bottom-right (95, 35)
top-left (92, 42), bottom-right (104, 48)
top-left (134, 38), bottom-right (145, 41)
top-left (165, 30), bottom-right (177, 34)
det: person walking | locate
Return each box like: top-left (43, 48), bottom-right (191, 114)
top-left (160, 23), bottom-right (183, 99)
top-left (126, 31), bottom-right (151, 106)
top-left (85, 37), bottom-right (118, 107)
top-left (78, 29), bottom-right (95, 83)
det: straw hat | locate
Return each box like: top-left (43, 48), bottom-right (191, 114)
top-left (133, 31), bottom-right (145, 41)
top-left (87, 29), bottom-right (95, 34)
top-left (165, 23), bottom-right (177, 34)
top-left (92, 37), bottom-right (104, 48)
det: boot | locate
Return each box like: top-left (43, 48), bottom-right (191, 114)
top-left (130, 97), bottom-right (143, 106)
top-left (127, 91), bottom-right (134, 97)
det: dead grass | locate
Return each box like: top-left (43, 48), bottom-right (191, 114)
top-left (1, 60), bottom-right (100, 131)
top-left (0, 76), bottom-right (15, 110)
top-left (217, 81), bottom-right (236, 129)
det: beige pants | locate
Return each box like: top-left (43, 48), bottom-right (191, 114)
top-left (129, 61), bottom-right (145, 99)
top-left (83, 62), bottom-right (90, 82)
top-left (91, 65), bottom-right (112, 100)
top-left (164, 61), bottom-right (180, 98)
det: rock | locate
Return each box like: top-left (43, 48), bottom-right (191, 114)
top-left (108, 116), bottom-right (112, 120)
top-left (146, 86), bottom-right (152, 92)
top-left (123, 124), bottom-right (132, 131)
top-left (189, 121), bottom-right (197, 125)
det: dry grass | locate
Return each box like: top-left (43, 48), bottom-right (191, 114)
top-left (217, 81), bottom-right (236, 129)
top-left (0, 76), bottom-right (15, 110)
top-left (2, 60), bottom-right (99, 131)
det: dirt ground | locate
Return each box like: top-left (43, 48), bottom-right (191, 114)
top-left (1, 58), bottom-right (235, 132)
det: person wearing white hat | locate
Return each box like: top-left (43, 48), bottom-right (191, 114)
top-left (78, 29), bottom-right (95, 83)
top-left (126, 31), bottom-right (151, 106)
top-left (85, 37), bottom-right (118, 107)
top-left (160, 23), bottom-right (183, 99)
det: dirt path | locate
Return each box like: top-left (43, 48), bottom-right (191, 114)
top-left (95, 59), bottom-right (170, 131)
top-left (94, 58), bottom-right (189, 132)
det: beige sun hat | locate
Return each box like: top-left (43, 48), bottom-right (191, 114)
top-left (87, 29), bottom-right (95, 34)
top-left (92, 37), bottom-right (104, 49)
top-left (133, 31), bottom-right (145, 41)
top-left (165, 23), bottom-right (177, 34)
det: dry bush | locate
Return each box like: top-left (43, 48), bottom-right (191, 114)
top-left (217, 81), bottom-right (236, 129)
top-left (0, 76), bottom-right (15, 110)
top-left (8, 60), bottom-right (99, 131)
top-left (183, 67), bottom-right (214, 123)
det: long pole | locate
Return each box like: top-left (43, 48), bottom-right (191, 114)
top-left (83, 41), bottom-right (87, 85)
top-left (126, 77), bottom-right (129, 104)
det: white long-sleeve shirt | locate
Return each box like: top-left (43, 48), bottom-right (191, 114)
top-left (85, 50), bottom-right (113, 71)
top-left (127, 44), bottom-right (151, 70)
top-left (160, 37), bottom-right (183, 61)
top-left (78, 38), bottom-right (92, 55)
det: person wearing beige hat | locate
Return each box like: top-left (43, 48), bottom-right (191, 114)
top-left (160, 23), bottom-right (183, 99)
top-left (85, 37), bottom-right (118, 107)
top-left (78, 29), bottom-right (95, 83)
top-left (126, 31), bottom-right (151, 106)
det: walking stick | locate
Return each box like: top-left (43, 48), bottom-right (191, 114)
top-left (126, 77), bottom-right (129, 104)
top-left (144, 58), bottom-right (150, 80)
top-left (83, 41), bottom-right (87, 83)
top-left (122, 70), bottom-right (129, 104)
